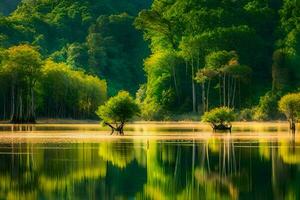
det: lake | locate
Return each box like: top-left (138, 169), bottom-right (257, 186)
top-left (0, 122), bottom-right (299, 200)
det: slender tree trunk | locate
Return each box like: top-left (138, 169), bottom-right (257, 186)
top-left (238, 80), bottom-right (241, 109)
top-left (223, 74), bottom-right (226, 106)
top-left (290, 118), bottom-right (296, 134)
top-left (202, 82), bottom-right (205, 113)
top-left (10, 83), bottom-right (15, 121)
top-left (19, 90), bottom-right (23, 122)
top-left (172, 66), bottom-right (180, 103)
top-left (185, 60), bottom-right (188, 78)
top-left (219, 75), bottom-right (222, 106)
top-left (232, 79), bottom-right (237, 109)
top-left (206, 80), bottom-right (211, 111)
top-left (30, 86), bottom-right (35, 123)
top-left (192, 58), bottom-right (196, 112)
top-left (228, 75), bottom-right (232, 107)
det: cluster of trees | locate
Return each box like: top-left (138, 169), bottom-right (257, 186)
top-left (0, 0), bottom-right (150, 95)
top-left (1, 0), bottom-right (300, 123)
top-left (0, 0), bottom-right (151, 122)
top-left (0, 45), bottom-right (107, 122)
top-left (135, 0), bottom-right (300, 120)
top-left (201, 92), bottom-right (300, 132)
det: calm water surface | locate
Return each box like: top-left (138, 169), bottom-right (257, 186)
top-left (0, 122), bottom-right (299, 200)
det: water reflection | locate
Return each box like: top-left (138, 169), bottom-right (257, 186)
top-left (0, 136), bottom-right (299, 199)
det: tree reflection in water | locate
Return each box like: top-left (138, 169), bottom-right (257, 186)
top-left (0, 137), bottom-right (299, 199)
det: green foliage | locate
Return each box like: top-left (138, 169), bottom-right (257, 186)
top-left (205, 51), bottom-right (238, 70)
top-left (253, 91), bottom-right (282, 121)
top-left (0, 44), bottom-right (107, 121)
top-left (86, 13), bottom-right (148, 95)
top-left (201, 107), bottom-right (235, 125)
top-left (0, 0), bottom-right (150, 96)
top-left (135, 0), bottom-right (275, 118)
top-left (278, 93), bottom-right (300, 123)
top-left (0, 44), bottom-right (43, 122)
top-left (39, 60), bottom-right (107, 119)
top-left (2, 0), bottom-right (300, 121)
top-left (138, 51), bottom-right (185, 119)
top-left (2, 44), bottom-right (43, 80)
top-left (96, 91), bottom-right (140, 124)
top-left (239, 108), bottom-right (255, 121)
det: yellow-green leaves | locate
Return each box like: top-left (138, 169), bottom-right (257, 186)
top-left (202, 107), bottom-right (235, 124)
top-left (96, 91), bottom-right (140, 124)
top-left (278, 93), bottom-right (300, 121)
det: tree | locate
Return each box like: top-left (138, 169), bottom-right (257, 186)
top-left (96, 91), bottom-right (140, 135)
top-left (39, 60), bottom-right (107, 119)
top-left (278, 93), bottom-right (300, 133)
top-left (197, 50), bottom-right (251, 110)
top-left (202, 107), bottom-right (235, 132)
top-left (254, 91), bottom-right (281, 121)
top-left (87, 13), bottom-right (147, 95)
top-left (1, 44), bottom-right (42, 123)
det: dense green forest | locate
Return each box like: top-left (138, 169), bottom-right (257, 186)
top-left (135, 0), bottom-right (300, 120)
top-left (0, 0), bottom-right (300, 122)
top-left (0, 0), bottom-right (150, 121)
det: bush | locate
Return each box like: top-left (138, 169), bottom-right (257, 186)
top-left (253, 91), bottom-right (281, 121)
top-left (96, 91), bottom-right (140, 135)
top-left (278, 93), bottom-right (300, 130)
top-left (239, 108), bottom-right (255, 121)
top-left (202, 107), bottom-right (236, 126)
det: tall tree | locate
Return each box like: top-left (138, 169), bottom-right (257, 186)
top-left (1, 44), bottom-right (42, 123)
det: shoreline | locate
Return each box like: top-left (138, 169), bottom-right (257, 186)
top-left (0, 121), bottom-right (296, 143)
top-left (0, 118), bottom-right (290, 125)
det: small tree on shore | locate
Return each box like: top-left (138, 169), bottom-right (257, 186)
top-left (278, 93), bottom-right (300, 133)
top-left (96, 91), bottom-right (140, 135)
top-left (202, 107), bottom-right (235, 132)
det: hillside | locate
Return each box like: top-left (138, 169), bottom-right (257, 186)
top-left (0, 0), bottom-right (151, 95)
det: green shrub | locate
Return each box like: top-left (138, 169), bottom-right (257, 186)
top-left (253, 91), bottom-right (281, 121)
top-left (202, 107), bottom-right (235, 125)
top-left (239, 108), bottom-right (255, 121)
top-left (96, 91), bottom-right (140, 134)
top-left (278, 93), bottom-right (300, 129)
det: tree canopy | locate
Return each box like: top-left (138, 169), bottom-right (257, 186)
top-left (202, 107), bottom-right (235, 125)
top-left (1, 0), bottom-right (300, 122)
top-left (278, 93), bottom-right (300, 131)
top-left (96, 91), bottom-right (140, 134)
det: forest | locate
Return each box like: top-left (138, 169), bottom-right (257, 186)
top-left (0, 0), bottom-right (300, 122)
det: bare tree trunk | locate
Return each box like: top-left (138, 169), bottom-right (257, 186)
top-left (238, 80), bottom-right (241, 109)
top-left (206, 80), bottom-right (211, 111)
top-left (228, 76), bottom-right (232, 107)
top-left (219, 76), bottom-right (222, 106)
top-left (192, 58), bottom-right (196, 112)
top-left (202, 82), bottom-right (205, 113)
top-left (172, 66), bottom-right (180, 103)
top-left (185, 60), bottom-right (188, 79)
top-left (223, 74), bottom-right (226, 106)
top-left (10, 83), bottom-right (15, 121)
top-left (232, 79), bottom-right (237, 109)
